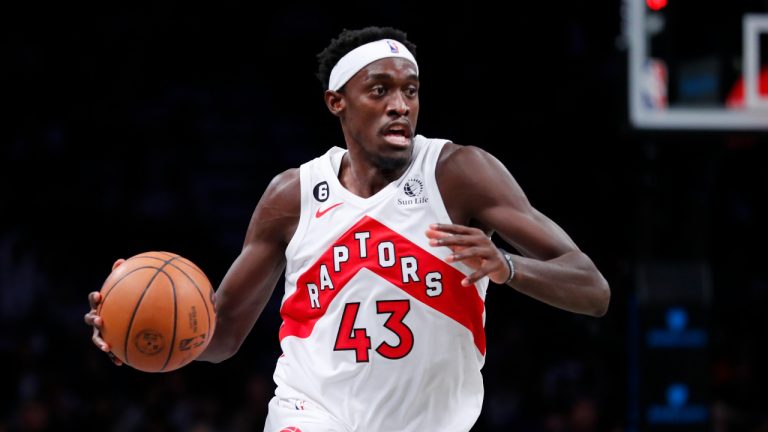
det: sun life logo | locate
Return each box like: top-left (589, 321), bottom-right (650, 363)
top-left (403, 178), bottom-right (423, 197)
top-left (398, 177), bottom-right (428, 206)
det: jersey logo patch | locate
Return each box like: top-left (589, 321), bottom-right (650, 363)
top-left (403, 178), bottom-right (423, 197)
top-left (398, 176), bottom-right (428, 206)
top-left (315, 202), bottom-right (343, 218)
top-left (313, 181), bottom-right (329, 202)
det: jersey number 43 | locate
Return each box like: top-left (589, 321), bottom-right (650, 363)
top-left (334, 300), bottom-right (413, 362)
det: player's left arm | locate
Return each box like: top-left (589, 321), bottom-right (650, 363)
top-left (428, 144), bottom-right (610, 317)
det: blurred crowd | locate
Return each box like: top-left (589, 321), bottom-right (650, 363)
top-left (4, 6), bottom-right (768, 432)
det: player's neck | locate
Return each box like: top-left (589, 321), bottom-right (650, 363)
top-left (338, 151), bottom-right (406, 198)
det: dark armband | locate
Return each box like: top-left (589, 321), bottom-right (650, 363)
top-left (499, 248), bottom-right (516, 284)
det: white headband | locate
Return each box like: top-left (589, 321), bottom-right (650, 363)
top-left (328, 39), bottom-right (418, 91)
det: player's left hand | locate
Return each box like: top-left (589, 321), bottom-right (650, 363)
top-left (83, 258), bottom-right (126, 366)
top-left (425, 223), bottom-right (511, 286)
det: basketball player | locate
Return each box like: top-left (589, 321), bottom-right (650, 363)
top-left (85, 26), bottom-right (610, 431)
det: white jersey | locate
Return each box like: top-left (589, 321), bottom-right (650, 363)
top-left (274, 135), bottom-right (488, 431)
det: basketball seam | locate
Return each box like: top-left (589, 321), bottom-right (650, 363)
top-left (140, 253), bottom-right (207, 277)
top-left (123, 267), bottom-right (166, 366)
top-left (123, 256), bottom-right (180, 368)
top-left (159, 269), bottom-right (177, 372)
top-left (138, 251), bottom-right (177, 260)
top-left (164, 262), bottom-right (212, 347)
top-left (131, 254), bottom-right (213, 336)
top-left (174, 258), bottom-right (206, 277)
top-left (99, 266), bottom-right (161, 315)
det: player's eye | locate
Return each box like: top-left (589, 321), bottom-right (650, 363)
top-left (405, 85), bottom-right (418, 97)
top-left (371, 85), bottom-right (386, 96)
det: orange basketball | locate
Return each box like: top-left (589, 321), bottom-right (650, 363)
top-left (97, 251), bottom-right (216, 372)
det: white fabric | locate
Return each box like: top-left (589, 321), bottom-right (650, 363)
top-left (273, 136), bottom-right (488, 432)
top-left (328, 39), bottom-right (418, 91)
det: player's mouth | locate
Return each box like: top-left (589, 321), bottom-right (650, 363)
top-left (381, 121), bottom-right (413, 147)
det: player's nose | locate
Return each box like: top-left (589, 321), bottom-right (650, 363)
top-left (387, 91), bottom-right (410, 117)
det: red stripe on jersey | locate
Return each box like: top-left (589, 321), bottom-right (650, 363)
top-left (279, 216), bottom-right (486, 355)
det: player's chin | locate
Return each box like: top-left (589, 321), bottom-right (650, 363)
top-left (373, 151), bottom-right (410, 171)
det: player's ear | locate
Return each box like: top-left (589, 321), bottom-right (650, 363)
top-left (324, 90), bottom-right (345, 117)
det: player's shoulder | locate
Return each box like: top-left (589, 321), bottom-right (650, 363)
top-left (436, 142), bottom-right (502, 180)
top-left (437, 142), bottom-right (488, 161)
top-left (269, 167), bottom-right (300, 189)
top-left (262, 168), bottom-right (300, 209)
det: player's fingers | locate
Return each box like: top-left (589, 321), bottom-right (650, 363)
top-left (464, 255), bottom-right (511, 285)
top-left (424, 228), bottom-right (453, 241)
top-left (431, 234), bottom-right (487, 248)
top-left (445, 246), bottom-right (490, 262)
top-left (462, 268), bottom-right (491, 286)
top-left (426, 230), bottom-right (459, 253)
top-left (84, 311), bottom-right (103, 327)
top-left (112, 258), bottom-right (126, 271)
top-left (107, 352), bottom-right (123, 366)
top-left (88, 291), bottom-right (101, 309)
top-left (92, 327), bottom-right (110, 352)
top-left (89, 319), bottom-right (123, 365)
top-left (429, 223), bottom-right (483, 236)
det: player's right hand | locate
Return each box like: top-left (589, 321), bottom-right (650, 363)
top-left (83, 259), bottom-right (126, 366)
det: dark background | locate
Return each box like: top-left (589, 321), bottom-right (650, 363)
top-left (3, 2), bottom-right (767, 431)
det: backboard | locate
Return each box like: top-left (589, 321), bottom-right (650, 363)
top-left (629, 0), bottom-right (768, 129)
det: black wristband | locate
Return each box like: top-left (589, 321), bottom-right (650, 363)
top-left (499, 248), bottom-right (515, 284)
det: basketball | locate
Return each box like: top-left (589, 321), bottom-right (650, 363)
top-left (97, 251), bottom-right (216, 372)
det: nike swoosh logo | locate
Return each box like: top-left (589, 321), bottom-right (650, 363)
top-left (315, 202), bottom-right (343, 218)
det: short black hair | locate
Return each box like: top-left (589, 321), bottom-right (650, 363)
top-left (316, 26), bottom-right (417, 91)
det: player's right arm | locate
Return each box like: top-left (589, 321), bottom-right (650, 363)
top-left (84, 168), bottom-right (300, 364)
top-left (197, 168), bottom-right (300, 363)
